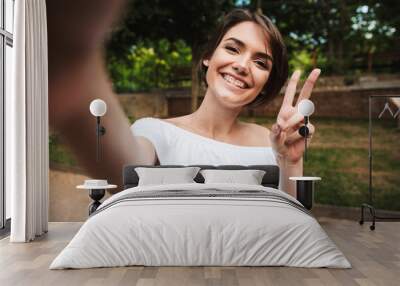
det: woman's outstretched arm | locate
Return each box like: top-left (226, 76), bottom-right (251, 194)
top-left (47, 0), bottom-right (157, 192)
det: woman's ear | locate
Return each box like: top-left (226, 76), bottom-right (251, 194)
top-left (203, 59), bottom-right (209, 67)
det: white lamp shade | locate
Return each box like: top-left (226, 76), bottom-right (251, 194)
top-left (89, 99), bottom-right (107, 117)
top-left (298, 99), bottom-right (315, 117)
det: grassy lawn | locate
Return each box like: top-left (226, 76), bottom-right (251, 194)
top-left (50, 116), bottom-right (400, 211)
top-left (244, 116), bottom-right (400, 211)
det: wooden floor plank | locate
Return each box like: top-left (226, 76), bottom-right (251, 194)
top-left (0, 219), bottom-right (399, 286)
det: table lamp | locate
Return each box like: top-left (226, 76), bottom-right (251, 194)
top-left (298, 99), bottom-right (315, 161)
top-left (290, 99), bottom-right (320, 210)
top-left (79, 99), bottom-right (112, 215)
top-left (89, 99), bottom-right (107, 162)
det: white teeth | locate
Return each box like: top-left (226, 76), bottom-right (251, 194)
top-left (223, 74), bottom-right (246, 88)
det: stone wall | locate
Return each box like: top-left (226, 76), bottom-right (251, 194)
top-left (118, 91), bottom-right (168, 119)
top-left (118, 85), bottom-right (400, 120)
top-left (248, 87), bottom-right (400, 119)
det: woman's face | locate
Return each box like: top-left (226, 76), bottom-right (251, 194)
top-left (204, 21), bottom-right (273, 109)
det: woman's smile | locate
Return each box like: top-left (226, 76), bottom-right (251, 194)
top-left (220, 72), bottom-right (250, 89)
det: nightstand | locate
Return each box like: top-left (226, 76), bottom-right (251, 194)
top-left (77, 180), bottom-right (117, 215)
top-left (289, 177), bottom-right (321, 210)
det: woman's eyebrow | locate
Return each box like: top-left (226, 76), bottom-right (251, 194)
top-left (225, 37), bottom-right (273, 63)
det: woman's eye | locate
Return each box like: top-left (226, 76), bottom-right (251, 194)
top-left (255, 60), bottom-right (268, 70)
top-left (225, 46), bottom-right (239, 54)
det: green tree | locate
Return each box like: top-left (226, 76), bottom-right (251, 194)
top-left (108, 39), bottom-right (192, 92)
top-left (248, 0), bottom-right (399, 74)
top-left (349, 2), bottom-right (399, 73)
top-left (106, 0), bottom-right (235, 108)
top-left (107, 0), bottom-right (399, 91)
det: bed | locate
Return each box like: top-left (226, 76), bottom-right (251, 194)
top-left (50, 165), bottom-right (351, 269)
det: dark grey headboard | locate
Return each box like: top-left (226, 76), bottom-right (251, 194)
top-left (123, 165), bottom-right (279, 189)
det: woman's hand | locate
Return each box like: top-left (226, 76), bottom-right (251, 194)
top-left (269, 69), bottom-right (321, 164)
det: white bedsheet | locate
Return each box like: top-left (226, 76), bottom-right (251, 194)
top-left (50, 183), bottom-right (351, 269)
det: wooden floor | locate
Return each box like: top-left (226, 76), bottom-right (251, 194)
top-left (0, 219), bottom-right (399, 286)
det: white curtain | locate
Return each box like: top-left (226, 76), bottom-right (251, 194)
top-left (7, 0), bottom-right (49, 242)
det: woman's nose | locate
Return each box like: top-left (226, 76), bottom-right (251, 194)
top-left (232, 59), bottom-right (249, 75)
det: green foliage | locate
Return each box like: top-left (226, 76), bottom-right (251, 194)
top-left (256, 0), bottom-right (399, 74)
top-left (107, 39), bottom-right (192, 92)
top-left (49, 134), bottom-right (77, 167)
top-left (105, 0), bottom-right (236, 93)
top-left (107, 0), bottom-right (235, 61)
top-left (106, 1), bottom-right (398, 79)
top-left (289, 49), bottom-right (328, 76)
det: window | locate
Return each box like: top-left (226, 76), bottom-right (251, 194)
top-left (1, 0), bottom-right (14, 232)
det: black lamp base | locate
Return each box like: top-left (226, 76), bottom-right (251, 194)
top-left (296, 180), bottom-right (314, 210)
top-left (290, 177), bottom-right (321, 210)
top-left (88, 189), bottom-right (105, 215)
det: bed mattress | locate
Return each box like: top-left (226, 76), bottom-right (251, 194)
top-left (50, 183), bottom-right (351, 269)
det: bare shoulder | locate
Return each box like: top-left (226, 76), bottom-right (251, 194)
top-left (163, 116), bottom-right (190, 127)
top-left (238, 121), bottom-right (272, 147)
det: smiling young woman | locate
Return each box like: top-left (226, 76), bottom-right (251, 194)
top-left (48, 4), bottom-right (319, 197)
top-left (131, 9), bottom-right (321, 197)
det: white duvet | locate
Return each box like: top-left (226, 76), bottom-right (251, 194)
top-left (50, 183), bottom-right (351, 269)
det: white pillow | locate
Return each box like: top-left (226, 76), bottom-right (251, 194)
top-left (135, 167), bottom-right (201, 186)
top-left (200, 169), bottom-right (266, 185)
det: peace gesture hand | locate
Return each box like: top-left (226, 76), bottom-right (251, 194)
top-left (270, 69), bottom-right (321, 164)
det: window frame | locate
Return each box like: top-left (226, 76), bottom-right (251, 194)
top-left (1, 0), bottom-right (14, 232)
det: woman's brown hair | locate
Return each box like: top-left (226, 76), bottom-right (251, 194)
top-left (198, 9), bottom-right (288, 107)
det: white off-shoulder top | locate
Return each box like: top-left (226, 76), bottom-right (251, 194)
top-left (130, 117), bottom-right (277, 166)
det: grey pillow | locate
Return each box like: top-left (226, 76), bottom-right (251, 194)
top-left (135, 167), bottom-right (201, 186)
top-left (200, 169), bottom-right (266, 185)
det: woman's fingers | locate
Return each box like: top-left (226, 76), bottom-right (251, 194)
top-left (282, 70), bottom-right (301, 107)
top-left (285, 123), bottom-right (315, 145)
top-left (270, 124), bottom-right (282, 141)
top-left (296, 68), bottom-right (321, 105)
top-left (281, 111), bottom-right (304, 132)
top-left (270, 123), bottom-right (286, 148)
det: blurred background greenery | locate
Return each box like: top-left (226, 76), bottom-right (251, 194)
top-left (108, 39), bottom-right (192, 92)
top-left (105, 0), bottom-right (399, 91)
top-left (50, 0), bottom-right (400, 211)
